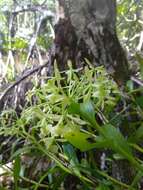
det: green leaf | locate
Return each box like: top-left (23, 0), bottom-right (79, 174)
top-left (63, 144), bottom-right (78, 162)
top-left (96, 184), bottom-right (110, 190)
top-left (96, 124), bottom-right (135, 164)
top-left (68, 101), bottom-right (80, 115)
top-left (126, 80), bottom-right (134, 91)
top-left (129, 125), bottom-right (143, 143)
top-left (135, 96), bottom-right (143, 109)
top-left (64, 130), bottom-right (97, 151)
top-left (80, 101), bottom-right (96, 125)
top-left (63, 144), bottom-right (80, 175)
top-left (136, 53), bottom-right (143, 80)
top-left (68, 100), bottom-right (97, 127)
top-left (14, 156), bottom-right (21, 190)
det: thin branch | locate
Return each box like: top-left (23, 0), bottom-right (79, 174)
top-left (12, 5), bottom-right (55, 17)
top-left (0, 62), bottom-right (48, 104)
top-left (41, 0), bottom-right (47, 6)
top-left (131, 76), bottom-right (143, 87)
top-left (24, 14), bottom-right (47, 68)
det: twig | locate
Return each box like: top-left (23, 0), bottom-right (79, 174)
top-left (0, 62), bottom-right (48, 103)
top-left (12, 5), bottom-right (54, 16)
top-left (24, 14), bottom-right (47, 68)
top-left (131, 76), bottom-right (143, 87)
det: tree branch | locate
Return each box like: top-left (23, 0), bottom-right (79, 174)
top-left (0, 62), bottom-right (48, 104)
top-left (131, 76), bottom-right (143, 87)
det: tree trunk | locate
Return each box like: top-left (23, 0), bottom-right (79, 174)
top-left (54, 0), bottom-right (130, 86)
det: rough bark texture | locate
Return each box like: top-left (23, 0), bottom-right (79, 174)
top-left (55, 0), bottom-right (130, 85)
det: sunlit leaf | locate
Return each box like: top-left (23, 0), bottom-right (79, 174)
top-left (64, 130), bottom-right (96, 151)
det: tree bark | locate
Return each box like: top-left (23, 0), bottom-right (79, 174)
top-left (54, 0), bottom-right (130, 85)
